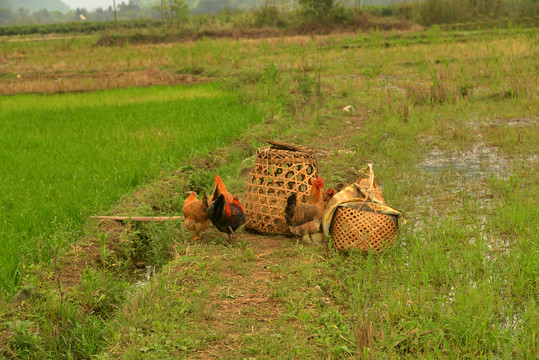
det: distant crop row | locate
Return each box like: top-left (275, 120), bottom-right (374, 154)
top-left (0, 19), bottom-right (163, 36)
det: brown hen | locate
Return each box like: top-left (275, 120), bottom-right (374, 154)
top-left (284, 176), bottom-right (325, 243)
top-left (183, 192), bottom-right (210, 240)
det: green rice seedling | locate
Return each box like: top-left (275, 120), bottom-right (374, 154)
top-left (0, 83), bottom-right (261, 292)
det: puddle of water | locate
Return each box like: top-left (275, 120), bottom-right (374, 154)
top-left (409, 123), bottom-right (531, 343)
top-left (384, 82), bottom-right (407, 95)
top-left (422, 144), bottom-right (510, 180)
top-left (504, 118), bottom-right (538, 127)
top-left (133, 265), bottom-right (155, 288)
top-left (471, 116), bottom-right (538, 128)
top-left (379, 75), bottom-right (407, 94)
top-left (421, 116), bottom-right (538, 183)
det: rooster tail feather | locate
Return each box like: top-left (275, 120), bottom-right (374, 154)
top-left (208, 194), bottom-right (225, 222)
top-left (215, 194), bottom-right (225, 210)
top-left (285, 193), bottom-right (297, 225)
top-left (211, 183), bottom-right (221, 203)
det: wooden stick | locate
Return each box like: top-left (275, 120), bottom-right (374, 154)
top-left (90, 215), bottom-right (184, 222)
top-left (266, 140), bottom-right (314, 152)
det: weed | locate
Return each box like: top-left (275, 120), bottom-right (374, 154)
top-left (403, 81), bottom-right (431, 105)
top-left (258, 62), bottom-right (284, 120)
top-left (188, 169), bottom-right (214, 195)
top-left (5, 320), bottom-right (42, 355)
top-left (69, 268), bottom-right (127, 317)
top-left (361, 66), bottom-right (382, 80)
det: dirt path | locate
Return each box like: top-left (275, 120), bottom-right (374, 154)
top-left (191, 232), bottom-right (289, 358)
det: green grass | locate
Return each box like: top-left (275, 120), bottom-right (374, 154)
top-left (0, 83), bottom-right (261, 292)
top-left (0, 25), bottom-right (538, 360)
top-left (87, 27), bottom-right (538, 358)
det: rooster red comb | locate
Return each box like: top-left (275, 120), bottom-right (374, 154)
top-left (316, 176), bottom-right (323, 187)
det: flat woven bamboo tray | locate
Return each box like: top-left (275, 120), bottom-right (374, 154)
top-left (244, 141), bottom-right (319, 235)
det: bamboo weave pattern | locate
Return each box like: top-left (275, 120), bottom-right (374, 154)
top-left (330, 208), bottom-right (398, 252)
top-left (244, 145), bottom-right (319, 235)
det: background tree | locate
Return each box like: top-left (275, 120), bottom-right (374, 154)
top-left (0, 0), bottom-right (11, 9)
top-left (169, 0), bottom-right (190, 25)
top-left (93, 7), bottom-right (112, 21)
top-left (33, 8), bottom-right (50, 22)
top-left (16, 6), bottom-right (30, 22)
top-left (49, 9), bottom-right (64, 22)
top-left (194, 0), bottom-right (233, 14)
top-left (156, 0), bottom-right (190, 24)
top-left (297, 0), bottom-right (335, 23)
top-left (118, 1), bottom-right (141, 19)
top-left (0, 8), bottom-right (14, 24)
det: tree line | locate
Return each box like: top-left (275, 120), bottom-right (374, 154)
top-left (0, 0), bottom-right (537, 28)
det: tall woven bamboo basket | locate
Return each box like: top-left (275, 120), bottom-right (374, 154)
top-left (244, 141), bottom-right (319, 235)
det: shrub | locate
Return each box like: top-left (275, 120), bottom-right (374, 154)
top-left (415, 0), bottom-right (508, 26)
top-left (253, 4), bottom-right (284, 28)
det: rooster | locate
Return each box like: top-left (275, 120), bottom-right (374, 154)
top-left (208, 174), bottom-right (233, 204)
top-left (183, 192), bottom-right (211, 240)
top-left (208, 185), bottom-right (246, 241)
top-left (284, 176), bottom-right (325, 243)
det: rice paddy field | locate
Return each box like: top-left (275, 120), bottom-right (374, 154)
top-left (0, 85), bottom-right (261, 291)
top-left (0, 22), bottom-right (538, 359)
